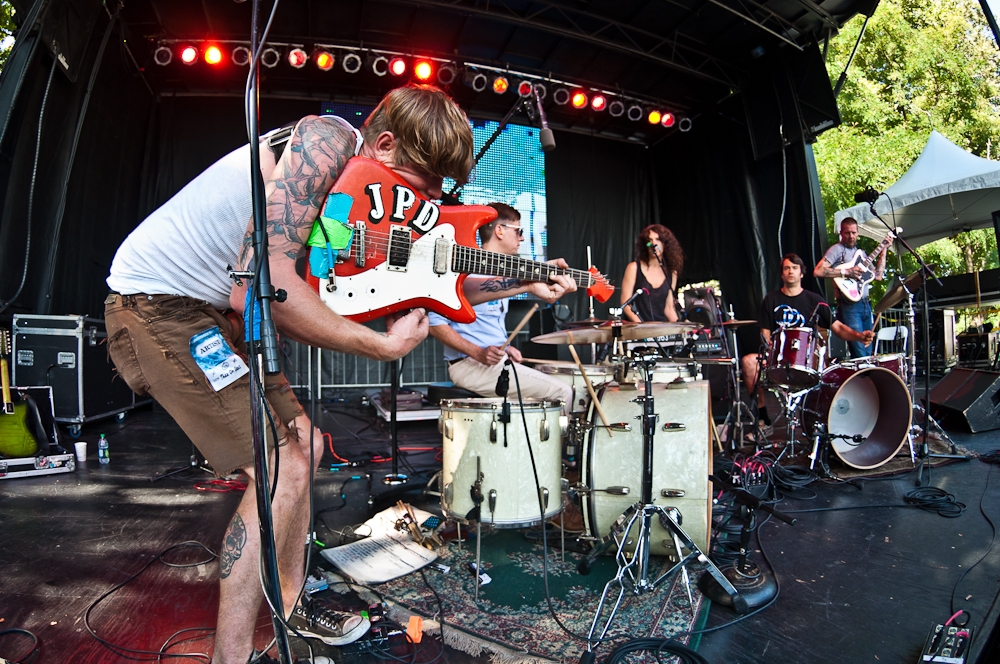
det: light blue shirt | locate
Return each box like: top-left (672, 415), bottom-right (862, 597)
top-left (429, 299), bottom-right (508, 361)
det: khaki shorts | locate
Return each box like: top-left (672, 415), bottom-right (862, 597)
top-left (104, 293), bottom-right (304, 476)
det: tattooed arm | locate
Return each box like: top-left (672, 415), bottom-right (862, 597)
top-left (230, 116), bottom-right (427, 360)
top-left (464, 259), bottom-right (578, 306)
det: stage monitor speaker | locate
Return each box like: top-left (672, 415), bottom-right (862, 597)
top-left (928, 368), bottom-right (1000, 433)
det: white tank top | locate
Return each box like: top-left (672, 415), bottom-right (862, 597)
top-left (107, 117), bottom-right (362, 310)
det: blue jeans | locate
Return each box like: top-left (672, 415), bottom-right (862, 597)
top-left (837, 298), bottom-right (873, 358)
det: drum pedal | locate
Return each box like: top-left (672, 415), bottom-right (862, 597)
top-left (920, 623), bottom-right (972, 663)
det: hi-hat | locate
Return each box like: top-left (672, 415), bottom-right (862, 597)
top-left (721, 319), bottom-right (757, 328)
top-left (531, 322), bottom-right (698, 345)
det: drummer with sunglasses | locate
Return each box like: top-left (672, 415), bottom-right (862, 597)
top-left (741, 253), bottom-right (874, 424)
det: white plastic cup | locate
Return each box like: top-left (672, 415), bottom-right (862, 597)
top-left (74, 441), bottom-right (87, 463)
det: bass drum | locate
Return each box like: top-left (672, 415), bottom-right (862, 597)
top-left (804, 366), bottom-right (912, 469)
top-left (440, 398), bottom-right (563, 528)
top-left (581, 381), bottom-right (712, 555)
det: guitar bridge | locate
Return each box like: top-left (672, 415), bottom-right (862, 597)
top-left (387, 225), bottom-right (412, 272)
top-left (353, 221), bottom-right (366, 267)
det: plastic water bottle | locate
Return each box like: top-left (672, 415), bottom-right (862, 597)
top-left (98, 434), bottom-right (109, 465)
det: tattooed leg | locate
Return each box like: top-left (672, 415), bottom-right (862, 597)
top-left (219, 512), bottom-right (247, 579)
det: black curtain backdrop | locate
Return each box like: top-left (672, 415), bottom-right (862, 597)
top-left (545, 111), bottom-right (828, 351)
top-left (546, 131), bottom-right (657, 322)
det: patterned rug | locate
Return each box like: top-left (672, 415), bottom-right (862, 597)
top-left (374, 529), bottom-right (708, 664)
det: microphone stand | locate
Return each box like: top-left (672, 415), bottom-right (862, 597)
top-left (865, 200), bottom-right (967, 479)
top-left (246, 1), bottom-right (292, 659)
top-left (699, 475), bottom-right (795, 610)
top-left (447, 95), bottom-right (533, 200)
top-left (384, 358), bottom-right (407, 485)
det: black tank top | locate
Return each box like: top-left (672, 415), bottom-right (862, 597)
top-left (631, 262), bottom-right (672, 322)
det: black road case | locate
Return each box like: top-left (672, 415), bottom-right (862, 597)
top-left (11, 315), bottom-right (150, 434)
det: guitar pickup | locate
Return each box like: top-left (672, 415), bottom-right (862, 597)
top-left (433, 237), bottom-right (450, 275)
top-left (353, 221), bottom-right (366, 267)
top-left (387, 226), bottom-right (411, 272)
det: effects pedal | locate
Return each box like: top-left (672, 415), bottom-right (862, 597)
top-left (920, 623), bottom-right (972, 663)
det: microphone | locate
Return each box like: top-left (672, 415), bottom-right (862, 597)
top-left (495, 360), bottom-right (510, 397)
top-left (533, 86), bottom-right (556, 152)
top-left (622, 288), bottom-right (648, 310)
top-left (854, 186), bottom-right (880, 205)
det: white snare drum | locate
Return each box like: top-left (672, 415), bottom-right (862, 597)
top-left (580, 381), bottom-right (712, 554)
top-left (538, 361), bottom-right (615, 411)
top-left (440, 398), bottom-right (563, 528)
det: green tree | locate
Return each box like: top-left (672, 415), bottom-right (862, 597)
top-left (0, 1), bottom-right (15, 71)
top-left (813, 0), bottom-right (1000, 303)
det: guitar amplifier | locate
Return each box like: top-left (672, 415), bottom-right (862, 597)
top-left (957, 332), bottom-right (997, 370)
top-left (11, 315), bottom-right (150, 429)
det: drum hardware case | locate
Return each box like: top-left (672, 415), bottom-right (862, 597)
top-left (11, 315), bottom-right (150, 427)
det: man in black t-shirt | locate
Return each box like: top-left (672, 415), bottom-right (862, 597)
top-left (741, 254), bottom-right (874, 402)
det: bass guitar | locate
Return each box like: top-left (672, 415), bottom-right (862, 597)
top-left (833, 232), bottom-right (895, 302)
top-left (0, 329), bottom-right (38, 458)
top-left (307, 157), bottom-right (613, 324)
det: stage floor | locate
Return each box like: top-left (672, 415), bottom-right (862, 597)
top-left (2, 394), bottom-right (1000, 664)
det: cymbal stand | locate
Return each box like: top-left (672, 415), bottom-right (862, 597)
top-left (584, 355), bottom-right (746, 648)
top-left (719, 304), bottom-right (756, 450)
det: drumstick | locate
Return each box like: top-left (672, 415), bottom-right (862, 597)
top-left (500, 304), bottom-right (539, 352)
top-left (568, 343), bottom-right (613, 435)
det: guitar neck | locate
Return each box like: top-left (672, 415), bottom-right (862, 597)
top-left (452, 245), bottom-right (595, 287)
top-left (861, 237), bottom-right (893, 269)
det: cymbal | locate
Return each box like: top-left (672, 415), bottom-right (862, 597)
top-left (874, 269), bottom-right (929, 316)
top-left (561, 317), bottom-right (610, 328)
top-left (722, 319), bottom-right (757, 328)
top-left (531, 321), bottom-right (698, 345)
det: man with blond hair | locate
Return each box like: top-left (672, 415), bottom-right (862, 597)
top-left (105, 85), bottom-right (575, 664)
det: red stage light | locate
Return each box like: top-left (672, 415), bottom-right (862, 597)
top-left (591, 94), bottom-right (607, 111)
top-left (517, 81), bottom-right (533, 97)
top-left (571, 91), bottom-right (588, 109)
top-left (493, 76), bottom-right (509, 94)
top-left (648, 110), bottom-right (662, 124)
top-left (414, 60), bottom-right (433, 81)
top-left (661, 112), bottom-right (675, 127)
top-left (180, 45), bottom-right (198, 65)
top-left (315, 51), bottom-right (335, 71)
top-left (288, 48), bottom-right (308, 69)
top-left (389, 57), bottom-right (407, 76)
top-left (204, 45), bottom-right (223, 65)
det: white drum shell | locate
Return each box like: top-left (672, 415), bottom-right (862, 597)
top-left (440, 398), bottom-right (563, 527)
top-left (581, 381), bottom-right (713, 555)
top-left (538, 362), bottom-right (615, 411)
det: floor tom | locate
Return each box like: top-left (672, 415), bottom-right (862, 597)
top-left (440, 398), bottom-right (563, 527)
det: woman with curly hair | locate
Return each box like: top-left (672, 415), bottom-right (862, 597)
top-left (620, 224), bottom-right (684, 323)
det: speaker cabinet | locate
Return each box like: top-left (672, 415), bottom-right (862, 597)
top-left (928, 368), bottom-right (1000, 433)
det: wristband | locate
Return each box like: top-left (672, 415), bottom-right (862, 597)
top-left (839, 267), bottom-right (846, 278)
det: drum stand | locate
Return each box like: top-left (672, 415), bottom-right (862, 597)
top-left (582, 355), bottom-right (747, 650)
top-left (772, 385), bottom-right (813, 460)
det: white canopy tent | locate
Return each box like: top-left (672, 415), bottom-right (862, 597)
top-left (834, 130), bottom-right (1000, 248)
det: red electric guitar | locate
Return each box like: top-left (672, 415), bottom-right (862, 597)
top-left (308, 157), bottom-right (613, 323)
